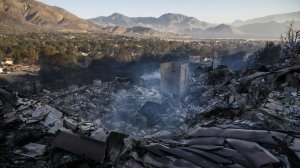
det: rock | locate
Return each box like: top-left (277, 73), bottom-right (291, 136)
top-left (14, 143), bottom-right (46, 158)
top-left (63, 118), bottom-right (78, 132)
top-left (90, 128), bottom-right (107, 142)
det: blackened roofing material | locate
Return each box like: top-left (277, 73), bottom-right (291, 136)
top-left (142, 143), bottom-right (170, 156)
top-left (52, 132), bottom-right (106, 163)
top-left (226, 139), bottom-right (280, 168)
top-left (189, 145), bottom-right (223, 151)
top-left (290, 138), bottom-right (300, 152)
top-left (184, 137), bottom-right (225, 146)
top-left (189, 127), bottom-right (288, 145)
top-left (211, 147), bottom-right (252, 167)
top-left (179, 147), bottom-right (232, 164)
top-left (139, 127), bottom-right (299, 167)
top-left (123, 159), bottom-right (144, 168)
top-left (226, 164), bottom-right (246, 168)
top-left (159, 147), bottom-right (222, 168)
top-left (171, 159), bottom-right (202, 168)
top-left (142, 152), bottom-right (168, 167)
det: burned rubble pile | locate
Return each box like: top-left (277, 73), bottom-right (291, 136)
top-left (187, 65), bottom-right (300, 130)
top-left (43, 80), bottom-right (186, 138)
top-left (0, 63), bottom-right (300, 167)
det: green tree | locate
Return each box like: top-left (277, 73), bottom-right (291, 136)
top-left (0, 48), bottom-right (4, 60)
top-left (255, 41), bottom-right (281, 65)
top-left (281, 22), bottom-right (300, 62)
top-left (13, 51), bottom-right (22, 64)
top-left (28, 47), bottom-right (39, 64)
top-left (43, 45), bottom-right (57, 56)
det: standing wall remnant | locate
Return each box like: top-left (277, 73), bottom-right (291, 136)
top-left (160, 62), bottom-right (189, 97)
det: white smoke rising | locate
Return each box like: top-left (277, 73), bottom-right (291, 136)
top-left (141, 71), bottom-right (161, 81)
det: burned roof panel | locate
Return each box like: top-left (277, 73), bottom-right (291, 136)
top-left (189, 127), bottom-right (288, 145)
top-left (226, 139), bottom-right (279, 168)
top-left (52, 132), bottom-right (106, 163)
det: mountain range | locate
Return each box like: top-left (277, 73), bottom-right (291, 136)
top-left (90, 12), bottom-right (300, 39)
top-left (0, 0), bottom-right (175, 37)
top-left (1, 0), bottom-right (300, 39)
top-left (0, 0), bottom-right (100, 33)
top-left (89, 13), bottom-right (214, 33)
top-left (232, 11), bottom-right (300, 26)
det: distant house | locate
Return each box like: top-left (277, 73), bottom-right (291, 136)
top-left (189, 56), bottom-right (221, 68)
top-left (1, 57), bottom-right (14, 66)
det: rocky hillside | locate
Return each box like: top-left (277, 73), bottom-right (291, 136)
top-left (1, 1), bottom-right (299, 38)
top-left (232, 11), bottom-right (300, 26)
top-left (0, 0), bottom-right (101, 33)
top-left (90, 12), bottom-right (300, 39)
top-left (102, 25), bottom-right (176, 37)
top-left (0, 1), bottom-right (178, 37)
top-left (89, 13), bottom-right (214, 33)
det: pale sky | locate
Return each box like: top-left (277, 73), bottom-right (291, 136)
top-left (39, 0), bottom-right (300, 23)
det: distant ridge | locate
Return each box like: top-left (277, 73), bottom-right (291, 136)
top-left (232, 11), bottom-right (300, 26)
top-left (89, 11), bottom-right (300, 39)
top-left (89, 13), bottom-right (215, 33)
top-left (1, 0), bottom-right (299, 39)
top-left (0, 0), bottom-right (177, 37)
top-left (0, 0), bottom-right (101, 33)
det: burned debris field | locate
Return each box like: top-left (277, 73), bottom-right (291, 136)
top-left (1, 32), bottom-right (300, 168)
top-left (1, 0), bottom-right (300, 168)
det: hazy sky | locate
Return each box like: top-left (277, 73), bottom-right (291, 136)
top-left (39, 0), bottom-right (300, 23)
